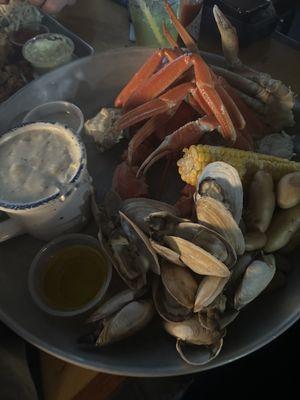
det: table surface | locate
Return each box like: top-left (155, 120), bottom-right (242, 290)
top-left (57, 0), bottom-right (300, 94)
top-left (28, 0), bottom-right (300, 398)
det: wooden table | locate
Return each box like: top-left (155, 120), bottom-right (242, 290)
top-left (39, 1), bottom-right (300, 398)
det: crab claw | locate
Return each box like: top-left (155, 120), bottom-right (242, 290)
top-left (213, 5), bottom-right (241, 68)
top-left (137, 115), bottom-right (219, 177)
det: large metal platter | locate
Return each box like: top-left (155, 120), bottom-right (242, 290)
top-left (0, 48), bottom-right (299, 376)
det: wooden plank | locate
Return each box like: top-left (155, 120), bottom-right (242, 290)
top-left (41, 351), bottom-right (125, 400)
top-left (73, 372), bottom-right (125, 400)
top-left (40, 352), bottom-right (99, 400)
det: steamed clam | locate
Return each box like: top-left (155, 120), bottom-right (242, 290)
top-left (164, 317), bottom-right (225, 366)
top-left (234, 259), bottom-right (276, 310)
top-left (277, 172), bottom-right (300, 209)
top-left (147, 214), bottom-right (237, 267)
top-left (160, 262), bottom-right (198, 309)
top-left (245, 170), bottom-right (275, 233)
top-left (87, 289), bottom-right (140, 323)
top-left (195, 196), bottom-right (245, 256)
top-left (121, 198), bottom-right (179, 233)
top-left (80, 300), bottom-right (154, 347)
top-left (164, 236), bottom-right (230, 278)
top-left (194, 276), bottom-right (229, 313)
top-left (152, 277), bottom-right (192, 322)
top-left (196, 161), bottom-right (243, 223)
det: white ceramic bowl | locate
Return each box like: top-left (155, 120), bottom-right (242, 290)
top-left (28, 233), bottom-right (112, 317)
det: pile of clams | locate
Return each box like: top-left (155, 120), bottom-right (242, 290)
top-left (79, 162), bottom-right (297, 366)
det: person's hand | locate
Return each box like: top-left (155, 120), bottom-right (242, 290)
top-left (29, 0), bottom-right (76, 13)
top-left (0, 1), bottom-right (77, 13)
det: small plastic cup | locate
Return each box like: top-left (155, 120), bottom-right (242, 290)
top-left (23, 101), bottom-right (84, 136)
top-left (22, 33), bottom-right (75, 74)
top-left (28, 234), bottom-right (112, 317)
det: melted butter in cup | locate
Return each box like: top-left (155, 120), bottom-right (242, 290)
top-left (43, 245), bottom-right (107, 310)
top-left (28, 234), bottom-right (112, 317)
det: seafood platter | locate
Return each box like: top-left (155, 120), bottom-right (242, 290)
top-left (0, 2), bottom-right (300, 375)
top-left (0, 0), bottom-right (93, 104)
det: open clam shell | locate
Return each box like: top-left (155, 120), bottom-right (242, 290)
top-left (176, 338), bottom-right (224, 366)
top-left (145, 211), bottom-right (188, 238)
top-left (196, 161), bottom-right (243, 224)
top-left (194, 276), bottom-right (229, 313)
top-left (149, 239), bottom-right (185, 267)
top-left (119, 211), bottom-right (161, 275)
top-left (164, 236), bottom-right (230, 278)
top-left (121, 198), bottom-right (179, 233)
top-left (174, 222), bottom-right (237, 268)
top-left (109, 229), bottom-right (147, 290)
top-left (161, 262), bottom-right (198, 309)
top-left (195, 196), bottom-right (245, 256)
top-left (164, 317), bottom-right (224, 345)
top-left (152, 277), bottom-right (191, 322)
top-left (197, 295), bottom-right (226, 331)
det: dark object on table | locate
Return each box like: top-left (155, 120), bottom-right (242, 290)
top-left (201, 0), bottom-right (278, 47)
top-left (273, 0), bottom-right (297, 35)
top-left (0, 60), bottom-right (34, 103)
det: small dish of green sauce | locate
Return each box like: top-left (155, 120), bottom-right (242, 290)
top-left (22, 33), bottom-right (75, 74)
top-left (28, 234), bottom-right (112, 317)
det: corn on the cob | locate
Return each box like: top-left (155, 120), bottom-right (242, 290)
top-left (177, 144), bottom-right (300, 186)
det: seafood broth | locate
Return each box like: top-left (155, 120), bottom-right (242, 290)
top-left (0, 123), bottom-right (81, 204)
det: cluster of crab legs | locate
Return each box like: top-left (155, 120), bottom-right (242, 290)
top-left (111, 1), bottom-right (276, 204)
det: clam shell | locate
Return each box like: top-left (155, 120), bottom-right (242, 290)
top-left (245, 231), bottom-right (267, 251)
top-left (277, 172), bottom-right (300, 209)
top-left (174, 222), bottom-right (237, 268)
top-left (219, 309), bottom-right (240, 330)
top-left (225, 252), bottom-right (254, 300)
top-left (176, 338), bottom-right (223, 366)
top-left (197, 295), bottom-right (226, 331)
top-left (121, 198), bottom-right (179, 233)
top-left (196, 161), bottom-right (243, 223)
top-left (109, 230), bottom-right (147, 290)
top-left (164, 317), bottom-right (223, 345)
top-left (245, 170), bottom-right (275, 233)
top-left (145, 211), bottom-right (187, 237)
top-left (149, 239), bottom-right (185, 267)
top-left (119, 211), bottom-right (161, 275)
top-left (164, 236), bottom-right (230, 278)
top-left (152, 277), bottom-right (191, 322)
top-left (194, 276), bottom-right (229, 313)
top-left (96, 300), bottom-right (155, 346)
top-left (87, 289), bottom-right (138, 323)
top-left (234, 260), bottom-right (276, 310)
top-left (161, 262), bottom-right (198, 309)
top-left (195, 196), bottom-right (245, 256)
